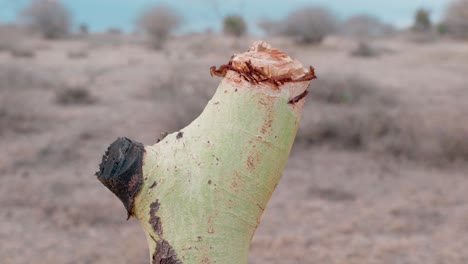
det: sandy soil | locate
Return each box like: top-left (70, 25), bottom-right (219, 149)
top-left (1, 34), bottom-right (467, 263)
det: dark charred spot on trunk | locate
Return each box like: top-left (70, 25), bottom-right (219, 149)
top-left (149, 181), bottom-right (157, 189)
top-left (149, 200), bottom-right (163, 236)
top-left (176, 131), bottom-right (184, 139)
top-left (96, 137), bottom-right (144, 219)
top-left (152, 240), bottom-right (182, 264)
top-left (157, 132), bottom-right (169, 143)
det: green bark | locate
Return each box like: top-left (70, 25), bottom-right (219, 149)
top-left (96, 41), bottom-right (315, 264)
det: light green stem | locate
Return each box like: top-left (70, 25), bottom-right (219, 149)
top-left (97, 41), bottom-right (314, 264)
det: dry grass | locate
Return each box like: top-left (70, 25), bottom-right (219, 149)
top-left (403, 30), bottom-right (439, 43)
top-left (148, 62), bottom-right (217, 130)
top-left (0, 106), bottom-right (37, 136)
top-left (0, 33), bottom-right (467, 264)
top-left (0, 24), bottom-right (24, 53)
top-left (0, 64), bottom-right (57, 135)
top-left (10, 46), bottom-right (35, 58)
top-left (440, 127), bottom-right (468, 162)
top-left (350, 41), bottom-right (380, 57)
top-left (0, 64), bottom-right (55, 90)
top-left (55, 86), bottom-right (95, 105)
top-left (298, 103), bottom-right (396, 150)
top-left (67, 50), bottom-right (88, 59)
top-left (308, 73), bottom-right (391, 105)
top-left (341, 15), bottom-right (395, 39)
top-left (299, 73), bottom-right (468, 165)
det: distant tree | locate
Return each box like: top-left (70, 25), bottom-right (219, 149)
top-left (20, 0), bottom-right (71, 39)
top-left (413, 8), bottom-right (432, 32)
top-left (443, 0), bottom-right (468, 39)
top-left (223, 15), bottom-right (247, 37)
top-left (79, 23), bottom-right (88, 35)
top-left (282, 7), bottom-right (337, 44)
top-left (342, 15), bottom-right (395, 39)
top-left (436, 22), bottom-right (449, 35)
top-left (137, 5), bottom-right (181, 49)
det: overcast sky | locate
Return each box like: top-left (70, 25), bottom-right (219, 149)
top-left (0, 0), bottom-right (452, 32)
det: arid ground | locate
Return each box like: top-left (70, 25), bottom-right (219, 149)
top-left (1, 33), bottom-right (467, 263)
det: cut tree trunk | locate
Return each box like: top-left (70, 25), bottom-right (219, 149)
top-left (96, 41), bottom-right (315, 264)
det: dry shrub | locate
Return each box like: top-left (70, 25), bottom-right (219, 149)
top-left (439, 127), bottom-right (468, 163)
top-left (284, 7), bottom-right (337, 44)
top-left (444, 0), bottom-right (468, 39)
top-left (0, 64), bottom-right (57, 135)
top-left (55, 86), bottom-right (95, 105)
top-left (404, 30), bottom-right (439, 43)
top-left (10, 46), bottom-right (35, 58)
top-left (137, 5), bottom-right (181, 49)
top-left (308, 74), bottom-right (390, 105)
top-left (54, 68), bottom-right (115, 105)
top-left (350, 42), bottom-right (380, 58)
top-left (342, 15), bottom-right (395, 39)
top-left (0, 106), bottom-right (39, 135)
top-left (20, 0), bottom-right (71, 39)
top-left (375, 115), bottom-right (468, 165)
top-left (0, 64), bottom-right (54, 90)
top-left (260, 7), bottom-right (337, 44)
top-left (299, 74), bottom-right (396, 149)
top-left (149, 62), bottom-right (217, 130)
top-left (298, 73), bottom-right (468, 165)
top-left (298, 105), bottom-right (394, 149)
top-left (67, 50), bottom-right (88, 59)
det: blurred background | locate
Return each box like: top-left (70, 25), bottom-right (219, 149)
top-left (1, 0), bottom-right (467, 263)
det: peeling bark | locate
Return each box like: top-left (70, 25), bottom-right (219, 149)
top-left (152, 240), bottom-right (182, 264)
top-left (149, 200), bottom-right (162, 236)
